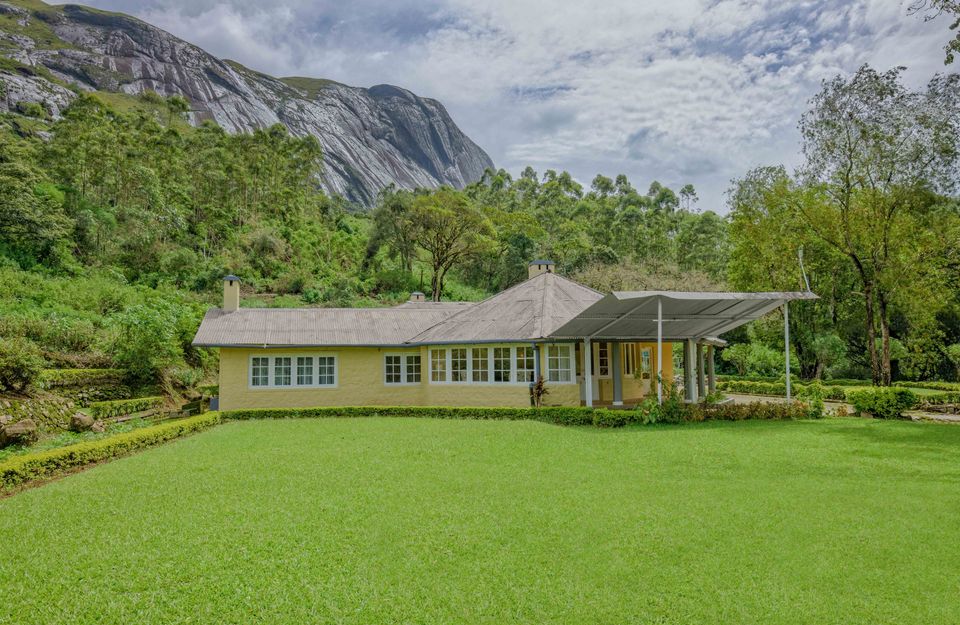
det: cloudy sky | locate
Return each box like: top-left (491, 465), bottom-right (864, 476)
top-left (84, 0), bottom-right (952, 211)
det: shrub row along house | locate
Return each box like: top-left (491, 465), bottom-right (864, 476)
top-left (193, 261), bottom-right (815, 410)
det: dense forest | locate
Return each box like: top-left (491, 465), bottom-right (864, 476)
top-left (0, 65), bottom-right (958, 390)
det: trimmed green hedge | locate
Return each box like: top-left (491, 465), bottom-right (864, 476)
top-left (846, 388), bottom-right (917, 419)
top-left (717, 380), bottom-right (847, 400)
top-left (37, 368), bottom-right (126, 388)
top-left (225, 405), bottom-right (631, 428)
top-left (895, 381), bottom-right (960, 392)
top-left (918, 392), bottom-right (960, 406)
top-left (88, 396), bottom-right (165, 419)
top-left (686, 401), bottom-right (812, 422)
top-left (0, 412), bottom-right (221, 490)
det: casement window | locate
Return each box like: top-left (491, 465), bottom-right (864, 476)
top-left (472, 347), bottom-right (489, 382)
top-left (493, 347), bottom-right (512, 383)
top-left (251, 357), bottom-right (269, 387)
top-left (250, 354), bottom-right (337, 388)
top-left (547, 344), bottom-right (573, 383)
top-left (597, 343), bottom-right (610, 378)
top-left (274, 357), bottom-right (292, 386)
top-left (297, 356), bottom-right (314, 385)
top-left (516, 346), bottom-right (535, 383)
top-left (430, 349), bottom-right (447, 382)
top-left (385, 353), bottom-right (421, 385)
top-left (623, 344), bottom-right (636, 376)
top-left (451, 348), bottom-right (468, 382)
top-left (641, 348), bottom-right (652, 379)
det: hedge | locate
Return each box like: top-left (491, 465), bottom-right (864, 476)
top-left (894, 381), bottom-right (960, 392)
top-left (685, 401), bottom-right (812, 422)
top-left (845, 388), bottom-right (917, 419)
top-left (716, 380), bottom-right (848, 400)
top-left (224, 405), bottom-right (631, 428)
top-left (37, 368), bottom-right (126, 389)
top-left (0, 412), bottom-right (221, 490)
top-left (88, 396), bottom-right (165, 419)
top-left (918, 392), bottom-right (960, 406)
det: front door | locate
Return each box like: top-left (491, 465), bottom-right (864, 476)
top-left (577, 342), bottom-right (600, 402)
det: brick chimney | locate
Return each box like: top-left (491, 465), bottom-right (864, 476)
top-left (409, 291), bottom-right (426, 302)
top-left (528, 260), bottom-right (555, 279)
top-left (223, 275), bottom-right (240, 312)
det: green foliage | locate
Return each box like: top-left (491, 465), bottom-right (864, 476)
top-left (87, 396), bottom-right (165, 419)
top-left (846, 388), bottom-right (918, 419)
top-left (108, 300), bottom-right (200, 381)
top-left (894, 380), bottom-right (960, 392)
top-left (720, 342), bottom-right (787, 377)
top-left (0, 412), bottom-right (221, 490)
top-left (37, 368), bottom-right (126, 388)
top-left (716, 380), bottom-right (848, 401)
top-left (0, 337), bottom-right (44, 392)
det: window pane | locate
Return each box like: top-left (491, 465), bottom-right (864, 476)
top-left (317, 356), bottom-right (335, 385)
top-left (431, 349), bottom-right (446, 382)
top-left (516, 346), bottom-right (535, 382)
top-left (406, 355), bottom-right (421, 383)
top-left (598, 343), bottom-right (610, 377)
top-left (623, 344), bottom-right (634, 375)
top-left (451, 348), bottom-right (467, 382)
top-left (274, 357), bottom-right (292, 386)
top-left (642, 349), bottom-right (651, 379)
top-left (548, 345), bottom-right (572, 382)
top-left (251, 357), bottom-right (269, 386)
top-left (493, 347), bottom-right (511, 383)
top-left (296, 357), bottom-right (314, 385)
top-left (385, 355), bottom-right (402, 384)
top-left (472, 347), bottom-right (489, 382)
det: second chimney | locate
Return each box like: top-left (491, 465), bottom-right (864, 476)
top-left (223, 275), bottom-right (240, 312)
top-left (528, 260), bottom-right (555, 279)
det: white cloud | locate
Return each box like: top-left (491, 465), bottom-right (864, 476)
top-left (85, 0), bottom-right (954, 211)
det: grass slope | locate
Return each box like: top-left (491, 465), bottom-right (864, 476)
top-left (1, 418), bottom-right (959, 624)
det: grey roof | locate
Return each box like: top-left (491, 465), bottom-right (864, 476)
top-left (549, 290), bottom-right (818, 341)
top-left (192, 306), bottom-right (461, 347)
top-left (407, 272), bottom-right (603, 344)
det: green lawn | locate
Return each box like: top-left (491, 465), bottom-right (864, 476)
top-left (2, 418), bottom-right (960, 625)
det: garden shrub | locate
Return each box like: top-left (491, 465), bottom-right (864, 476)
top-left (88, 396), bottom-right (165, 419)
top-left (0, 337), bottom-right (44, 392)
top-left (37, 368), bottom-right (127, 388)
top-left (917, 392), bottom-right (960, 406)
top-left (845, 388), bottom-right (917, 419)
top-left (894, 381), bottom-right (960, 392)
top-left (0, 412), bottom-right (221, 490)
top-left (685, 401), bottom-right (811, 422)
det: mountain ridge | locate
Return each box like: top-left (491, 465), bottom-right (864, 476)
top-left (0, 0), bottom-right (494, 204)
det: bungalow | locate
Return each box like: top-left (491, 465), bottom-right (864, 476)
top-left (193, 261), bottom-right (816, 411)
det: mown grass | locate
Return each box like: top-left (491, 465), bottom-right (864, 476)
top-left (1, 417), bottom-right (959, 624)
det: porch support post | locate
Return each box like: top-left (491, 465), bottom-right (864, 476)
top-left (707, 345), bottom-right (716, 394)
top-left (683, 339), bottom-right (696, 402)
top-left (533, 343), bottom-right (541, 382)
top-left (696, 342), bottom-right (706, 399)
top-left (784, 301), bottom-right (791, 402)
top-left (612, 341), bottom-right (623, 406)
top-left (583, 338), bottom-right (593, 408)
top-left (656, 297), bottom-right (663, 405)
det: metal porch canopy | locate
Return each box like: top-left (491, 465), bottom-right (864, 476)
top-left (549, 291), bottom-right (818, 340)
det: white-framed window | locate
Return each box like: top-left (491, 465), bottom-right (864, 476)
top-left (472, 347), bottom-right (489, 382)
top-left (297, 356), bottom-right (314, 385)
top-left (274, 357), bottom-right (292, 386)
top-left (385, 353), bottom-right (421, 385)
top-left (516, 346), bottom-right (535, 383)
top-left (623, 343), bottom-right (636, 376)
top-left (251, 356), bottom-right (269, 387)
top-left (641, 348), bottom-right (651, 379)
top-left (430, 348), bottom-right (447, 382)
top-left (249, 354), bottom-right (337, 389)
top-left (451, 348), bottom-right (468, 382)
top-left (597, 343), bottom-right (610, 378)
top-left (547, 344), bottom-right (573, 383)
top-left (493, 347), bottom-right (512, 383)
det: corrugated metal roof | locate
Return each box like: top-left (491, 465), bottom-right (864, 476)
top-left (407, 272), bottom-right (604, 343)
top-left (549, 291), bottom-right (818, 340)
top-left (192, 306), bottom-right (460, 347)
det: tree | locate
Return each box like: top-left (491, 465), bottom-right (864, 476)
top-left (909, 1), bottom-right (960, 64)
top-left (945, 343), bottom-right (960, 380)
top-left (409, 188), bottom-right (494, 301)
top-left (679, 184), bottom-right (698, 211)
top-left (795, 66), bottom-right (960, 384)
top-left (366, 185), bottom-right (416, 272)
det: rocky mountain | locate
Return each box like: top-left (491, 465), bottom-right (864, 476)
top-left (0, 0), bottom-right (494, 204)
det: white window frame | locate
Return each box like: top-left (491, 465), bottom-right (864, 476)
top-left (471, 347), bottom-right (490, 383)
top-left (515, 346), bottom-right (535, 383)
top-left (428, 344), bottom-right (531, 385)
top-left (430, 348), bottom-right (448, 383)
top-left (384, 352), bottom-right (422, 385)
top-left (547, 344), bottom-right (575, 384)
top-left (641, 348), bottom-right (652, 380)
top-left (248, 353), bottom-right (338, 389)
top-left (595, 342), bottom-right (611, 379)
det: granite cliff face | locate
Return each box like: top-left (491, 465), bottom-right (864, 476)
top-left (0, 1), bottom-right (494, 204)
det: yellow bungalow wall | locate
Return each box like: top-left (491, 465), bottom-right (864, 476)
top-left (218, 341), bottom-right (673, 411)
